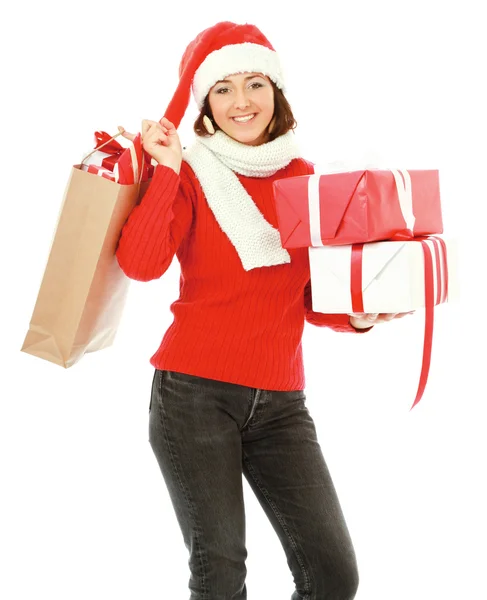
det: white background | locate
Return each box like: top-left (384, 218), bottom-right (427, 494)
top-left (2, 1), bottom-right (486, 599)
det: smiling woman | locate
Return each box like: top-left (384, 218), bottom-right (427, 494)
top-left (205, 72), bottom-right (275, 146)
top-left (194, 72), bottom-right (297, 143)
top-left (114, 20), bottom-right (369, 600)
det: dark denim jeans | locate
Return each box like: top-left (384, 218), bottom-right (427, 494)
top-left (148, 369), bottom-right (359, 600)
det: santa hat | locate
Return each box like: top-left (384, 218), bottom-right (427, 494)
top-left (163, 21), bottom-right (286, 129)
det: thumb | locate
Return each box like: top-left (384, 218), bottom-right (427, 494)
top-left (117, 125), bottom-right (135, 142)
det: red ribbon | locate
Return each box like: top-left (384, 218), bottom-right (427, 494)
top-left (351, 244), bottom-right (364, 313)
top-left (94, 130), bottom-right (125, 155)
top-left (350, 236), bottom-right (448, 410)
top-left (409, 236), bottom-right (449, 410)
top-left (93, 131), bottom-right (126, 171)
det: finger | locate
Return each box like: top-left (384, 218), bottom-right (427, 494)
top-left (117, 126), bottom-right (135, 142)
top-left (349, 314), bottom-right (377, 329)
top-left (383, 313), bottom-right (398, 321)
top-left (138, 121), bottom-right (168, 148)
top-left (160, 120), bottom-right (178, 136)
top-left (159, 117), bottom-right (176, 131)
top-left (141, 119), bottom-right (160, 136)
top-left (365, 313), bottom-right (379, 322)
top-left (145, 125), bottom-right (169, 146)
top-left (144, 121), bottom-right (169, 139)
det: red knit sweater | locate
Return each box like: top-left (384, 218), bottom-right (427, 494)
top-left (115, 156), bottom-right (370, 391)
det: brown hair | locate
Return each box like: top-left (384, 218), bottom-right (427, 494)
top-left (193, 79), bottom-right (297, 143)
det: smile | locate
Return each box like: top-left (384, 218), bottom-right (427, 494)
top-left (231, 114), bottom-right (256, 124)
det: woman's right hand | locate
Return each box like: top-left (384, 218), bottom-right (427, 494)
top-left (117, 117), bottom-right (182, 173)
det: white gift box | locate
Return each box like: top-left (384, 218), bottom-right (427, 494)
top-left (79, 149), bottom-right (114, 168)
top-left (309, 236), bottom-right (459, 314)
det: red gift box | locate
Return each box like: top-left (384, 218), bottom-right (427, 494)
top-left (273, 169), bottom-right (443, 248)
top-left (80, 164), bottom-right (116, 181)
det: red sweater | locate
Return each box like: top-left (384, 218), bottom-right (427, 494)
top-left (115, 157), bottom-right (370, 391)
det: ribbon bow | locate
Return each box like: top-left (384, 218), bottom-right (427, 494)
top-left (94, 130), bottom-right (126, 156)
top-left (92, 130), bottom-right (127, 172)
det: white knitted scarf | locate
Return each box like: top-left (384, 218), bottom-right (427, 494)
top-left (182, 129), bottom-right (302, 271)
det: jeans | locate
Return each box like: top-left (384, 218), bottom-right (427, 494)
top-left (148, 369), bottom-right (359, 600)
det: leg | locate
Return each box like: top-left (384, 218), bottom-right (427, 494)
top-left (148, 369), bottom-right (248, 600)
top-left (242, 389), bottom-right (359, 600)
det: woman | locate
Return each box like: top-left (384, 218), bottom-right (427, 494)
top-left (116, 21), bottom-right (409, 600)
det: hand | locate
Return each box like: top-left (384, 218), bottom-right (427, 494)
top-left (117, 117), bottom-right (182, 172)
top-left (348, 312), bottom-right (415, 329)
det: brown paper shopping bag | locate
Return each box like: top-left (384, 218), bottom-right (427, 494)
top-left (21, 135), bottom-right (151, 368)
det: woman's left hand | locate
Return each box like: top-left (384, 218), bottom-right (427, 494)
top-left (348, 312), bottom-right (414, 329)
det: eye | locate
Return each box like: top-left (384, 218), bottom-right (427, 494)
top-left (215, 87), bottom-right (229, 94)
top-left (250, 82), bottom-right (263, 89)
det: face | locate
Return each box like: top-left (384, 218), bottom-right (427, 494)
top-left (207, 72), bottom-right (275, 146)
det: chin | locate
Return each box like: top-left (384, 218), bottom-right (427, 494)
top-left (230, 129), bottom-right (268, 145)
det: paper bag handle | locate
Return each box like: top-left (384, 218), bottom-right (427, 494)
top-left (80, 131), bottom-right (124, 165)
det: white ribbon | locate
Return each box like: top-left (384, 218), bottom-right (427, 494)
top-left (308, 169), bottom-right (415, 245)
top-left (390, 169), bottom-right (415, 232)
top-left (308, 174), bottom-right (322, 247)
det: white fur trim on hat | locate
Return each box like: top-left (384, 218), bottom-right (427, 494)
top-left (192, 42), bottom-right (286, 109)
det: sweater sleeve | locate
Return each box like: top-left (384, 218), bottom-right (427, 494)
top-left (115, 162), bottom-right (194, 282)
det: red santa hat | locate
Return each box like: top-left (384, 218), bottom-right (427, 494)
top-left (163, 21), bottom-right (286, 129)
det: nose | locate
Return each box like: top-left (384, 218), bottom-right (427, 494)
top-left (233, 87), bottom-right (251, 109)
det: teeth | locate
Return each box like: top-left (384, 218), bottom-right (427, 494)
top-left (233, 114), bottom-right (255, 123)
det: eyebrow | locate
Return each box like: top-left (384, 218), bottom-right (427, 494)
top-left (215, 74), bottom-right (266, 84)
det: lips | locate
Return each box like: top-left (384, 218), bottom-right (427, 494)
top-left (231, 113), bottom-right (256, 124)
